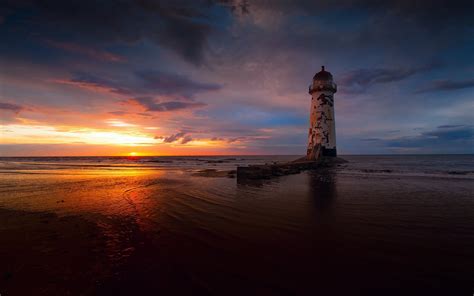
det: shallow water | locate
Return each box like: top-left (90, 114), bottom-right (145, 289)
top-left (0, 155), bottom-right (473, 294)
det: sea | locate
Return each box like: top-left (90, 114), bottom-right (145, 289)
top-left (0, 155), bottom-right (473, 295)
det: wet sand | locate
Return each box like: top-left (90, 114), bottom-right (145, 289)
top-left (0, 208), bottom-right (108, 295)
top-left (0, 156), bottom-right (473, 295)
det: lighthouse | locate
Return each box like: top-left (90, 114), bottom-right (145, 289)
top-left (307, 66), bottom-right (337, 160)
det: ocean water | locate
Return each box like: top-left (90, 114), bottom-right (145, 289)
top-left (1, 154), bottom-right (473, 177)
top-left (0, 155), bottom-right (473, 295)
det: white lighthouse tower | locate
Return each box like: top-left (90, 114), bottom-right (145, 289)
top-left (307, 66), bottom-right (337, 160)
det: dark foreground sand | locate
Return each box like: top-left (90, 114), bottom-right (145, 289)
top-left (0, 208), bottom-right (108, 295)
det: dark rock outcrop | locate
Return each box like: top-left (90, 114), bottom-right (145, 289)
top-left (237, 157), bottom-right (347, 180)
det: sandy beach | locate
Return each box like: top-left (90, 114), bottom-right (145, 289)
top-left (0, 155), bottom-right (473, 295)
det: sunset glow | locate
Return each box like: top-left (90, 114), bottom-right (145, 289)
top-left (1, 124), bottom-right (157, 146)
top-left (0, 2), bottom-right (473, 295)
top-left (0, 1), bottom-right (472, 156)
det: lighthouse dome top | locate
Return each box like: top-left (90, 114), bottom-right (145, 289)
top-left (313, 66), bottom-right (333, 81)
top-left (309, 65), bottom-right (337, 94)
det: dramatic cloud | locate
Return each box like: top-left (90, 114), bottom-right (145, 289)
top-left (339, 64), bottom-right (439, 94)
top-left (156, 131), bottom-right (193, 144)
top-left (0, 0), bottom-right (473, 155)
top-left (57, 72), bottom-right (131, 95)
top-left (0, 102), bottom-right (24, 113)
top-left (162, 132), bottom-right (187, 143)
top-left (129, 97), bottom-right (206, 112)
top-left (180, 135), bottom-right (193, 144)
top-left (415, 79), bottom-right (474, 93)
top-left (231, 0), bottom-right (474, 26)
top-left (422, 125), bottom-right (473, 141)
top-left (227, 137), bottom-right (246, 143)
top-left (59, 70), bottom-right (221, 100)
top-left (0, 0), bottom-right (237, 65)
top-left (371, 125), bottom-right (474, 153)
top-left (136, 70), bottom-right (221, 99)
top-left (44, 40), bottom-right (125, 62)
top-left (438, 125), bottom-right (465, 129)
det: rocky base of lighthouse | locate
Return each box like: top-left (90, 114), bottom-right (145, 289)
top-left (236, 156), bottom-right (347, 180)
top-left (321, 147), bottom-right (337, 157)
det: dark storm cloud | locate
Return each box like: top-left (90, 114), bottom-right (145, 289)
top-left (130, 97), bottom-right (206, 112)
top-left (65, 70), bottom-right (220, 100)
top-left (0, 102), bottom-right (24, 113)
top-left (2, 0), bottom-right (473, 66)
top-left (44, 40), bottom-right (126, 62)
top-left (0, 0), bottom-right (234, 65)
top-left (233, 0), bottom-right (474, 24)
top-left (415, 79), bottom-right (474, 93)
top-left (218, 0), bottom-right (473, 77)
top-left (136, 70), bottom-right (221, 98)
top-left (339, 63), bottom-right (440, 94)
top-left (66, 72), bottom-right (132, 95)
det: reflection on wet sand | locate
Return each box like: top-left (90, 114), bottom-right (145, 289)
top-left (307, 169), bottom-right (337, 213)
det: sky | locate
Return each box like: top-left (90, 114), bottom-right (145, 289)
top-left (0, 0), bottom-right (473, 156)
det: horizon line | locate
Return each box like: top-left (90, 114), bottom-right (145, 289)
top-left (1, 153), bottom-right (473, 158)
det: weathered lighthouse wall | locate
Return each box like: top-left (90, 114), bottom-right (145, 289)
top-left (307, 68), bottom-right (337, 159)
top-left (307, 90), bottom-right (336, 156)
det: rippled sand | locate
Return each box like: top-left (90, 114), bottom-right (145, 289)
top-left (0, 156), bottom-right (473, 294)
